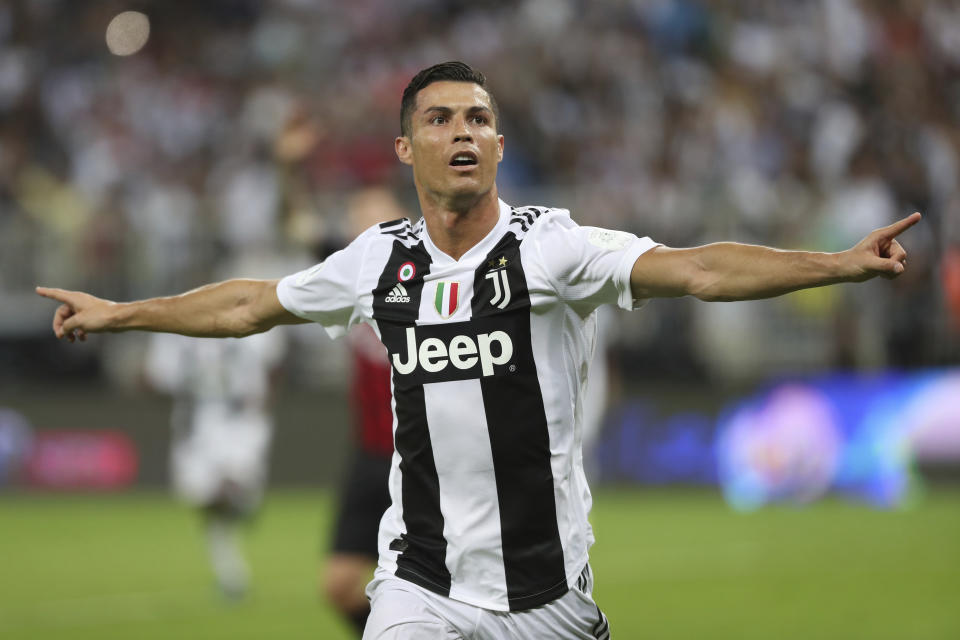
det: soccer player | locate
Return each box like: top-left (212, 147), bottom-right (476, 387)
top-left (38, 62), bottom-right (919, 639)
top-left (143, 328), bottom-right (285, 600)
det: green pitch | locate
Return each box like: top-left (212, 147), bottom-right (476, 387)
top-left (0, 488), bottom-right (957, 639)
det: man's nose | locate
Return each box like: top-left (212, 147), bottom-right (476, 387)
top-left (453, 117), bottom-right (473, 143)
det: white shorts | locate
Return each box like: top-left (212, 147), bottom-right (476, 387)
top-left (363, 564), bottom-right (610, 640)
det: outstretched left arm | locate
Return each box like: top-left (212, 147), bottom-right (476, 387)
top-left (630, 212), bottom-right (921, 302)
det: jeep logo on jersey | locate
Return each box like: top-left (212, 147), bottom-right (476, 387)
top-left (391, 327), bottom-right (513, 377)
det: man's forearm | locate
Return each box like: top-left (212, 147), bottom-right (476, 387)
top-left (111, 279), bottom-right (279, 337)
top-left (632, 213), bottom-right (915, 302)
top-left (689, 243), bottom-right (852, 302)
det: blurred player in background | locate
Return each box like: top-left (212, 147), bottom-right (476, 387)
top-left (144, 304), bottom-right (286, 600)
top-left (321, 188), bottom-right (407, 634)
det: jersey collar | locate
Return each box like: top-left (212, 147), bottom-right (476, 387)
top-left (421, 199), bottom-right (511, 267)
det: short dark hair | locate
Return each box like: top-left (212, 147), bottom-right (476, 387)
top-left (400, 61), bottom-right (500, 137)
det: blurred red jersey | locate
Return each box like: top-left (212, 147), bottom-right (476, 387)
top-left (348, 324), bottom-right (394, 457)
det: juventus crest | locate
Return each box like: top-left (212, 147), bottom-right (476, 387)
top-left (485, 256), bottom-right (511, 310)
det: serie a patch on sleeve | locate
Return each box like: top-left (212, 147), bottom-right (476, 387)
top-left (587, 228), bottom-right (634, 251)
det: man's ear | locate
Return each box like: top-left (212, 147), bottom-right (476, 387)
top-left (395, 136), bottom-right (413, 166)
top-left (497, 134), bottom-right (504, 162)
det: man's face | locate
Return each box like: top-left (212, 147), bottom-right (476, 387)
top-left (396, 81), bottom-right (504, 206)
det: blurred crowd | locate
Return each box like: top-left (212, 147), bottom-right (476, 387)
top-left (1, 0), bottom-right (958, 382)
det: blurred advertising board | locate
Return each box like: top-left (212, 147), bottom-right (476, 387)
top-left (0, 409), bottom-right (33, 487)
top-left (598, 368), bottom-right (960, 510)
top-left (20, 430), bottom-right (138, 490)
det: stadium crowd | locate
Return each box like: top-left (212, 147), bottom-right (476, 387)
top-left (1, 0), bottom-right (958, 380)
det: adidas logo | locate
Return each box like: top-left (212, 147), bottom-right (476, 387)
top-left (385, 283), bottom-right (411, 303)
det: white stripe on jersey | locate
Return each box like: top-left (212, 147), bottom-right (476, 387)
top-left (424, 379), bottom-right (508, 605)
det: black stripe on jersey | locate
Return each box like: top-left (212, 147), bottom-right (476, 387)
top-left (593, 605), bottom-right (610, 639)
top-left (509, 208), bottom-right (532, 232)
top-left (508, 206), bottom-right (549, 233)
top-left (379, 217), bottom-right (424, 244)
top-left (472, 229), bottom-right (567, 611)
top-left (371, 238), bottom-right (452, 597)
top-left (378, 218), bottom-right (406, 232)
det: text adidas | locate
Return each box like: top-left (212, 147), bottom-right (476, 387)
top-left (385, 284), bottom-right (411, 303)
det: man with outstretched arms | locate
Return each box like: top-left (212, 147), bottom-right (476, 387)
top-left (38, 62), bottom-right (919, 639)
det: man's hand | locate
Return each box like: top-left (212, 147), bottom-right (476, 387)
top-left (35, 287), bottom-right (117, 343)
top-left (840, 212), bottom-right (921, 282)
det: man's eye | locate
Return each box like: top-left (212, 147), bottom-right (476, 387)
top-left (472, 116), bottom-right (487, 125)
top-left (430, 115), bottom-right (446, 125)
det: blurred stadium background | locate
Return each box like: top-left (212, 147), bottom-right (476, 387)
top-left (1, 1), bottom-right (958, 638)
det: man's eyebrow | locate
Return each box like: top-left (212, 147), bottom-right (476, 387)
top-left (423, 105), bottom-right (492, 115)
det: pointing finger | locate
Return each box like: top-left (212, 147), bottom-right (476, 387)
top-left (36, 286), bottom-right (71, 303)
top-left (878, 212), bottom-right (921, 240)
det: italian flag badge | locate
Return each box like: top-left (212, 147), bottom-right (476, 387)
top-left (434, 281), bottom-right (460, 318)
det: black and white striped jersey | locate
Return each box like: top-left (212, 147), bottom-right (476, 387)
top-left (277, 199), bottom-right (659, 611)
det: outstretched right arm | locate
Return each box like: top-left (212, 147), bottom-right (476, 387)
top-left (36, 279), bottom-right (308, 343)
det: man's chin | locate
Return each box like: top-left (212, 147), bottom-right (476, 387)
top-left (444, 174), bottom-right (487, 194)
top-left (441, 181), bottom-right (494, 211)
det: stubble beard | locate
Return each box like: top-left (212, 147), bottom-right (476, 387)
top-left (419, 170), bottom-right (494, 216)
top-left (444, 181), bottom-right (492, 215)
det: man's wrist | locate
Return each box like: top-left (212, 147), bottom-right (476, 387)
top-left (109, 301), bottom-right (135, 331)
top-left (829, 250), bottom-right (861, 283)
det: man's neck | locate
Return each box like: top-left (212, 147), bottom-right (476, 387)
top-left (418, 187), bottom-right (501, 261)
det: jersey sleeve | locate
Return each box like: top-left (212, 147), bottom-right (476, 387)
top-left (528, 210), bottom-right (660, 314)
top-left (276, 230), bottom-right (373, 339)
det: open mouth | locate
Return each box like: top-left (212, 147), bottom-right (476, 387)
top-left (449, 151), bottom-right (478, 168)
